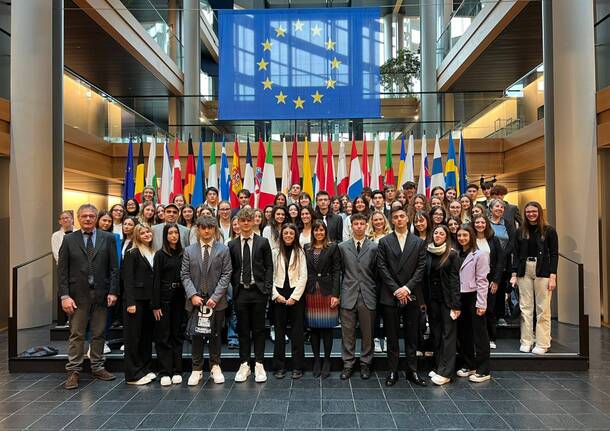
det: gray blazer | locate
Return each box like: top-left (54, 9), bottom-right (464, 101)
top-left (338, 238), bottom-right (379, 311)
top-left (152, 223), bottom-right (191, 251)
top-left (181, 241), bottom-right (232, 312)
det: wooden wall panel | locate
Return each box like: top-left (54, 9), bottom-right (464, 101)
top-left (598, 86), bottom-right (610, 149)
top-left (0, 98), bottom-right (9, 156)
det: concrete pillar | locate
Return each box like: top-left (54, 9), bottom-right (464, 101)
top-left (420, 0), bottom-right (439, 128)
top-left (552, 0), bottom-right (600, 327)
top-left (10, 1), bottom-right (55, 329)
top-left (183, 0), bottom-right (201, 141)
top-left (396, 13), bottom-right (404, 53)
top-left (383, 13), bottom-right (393, 64)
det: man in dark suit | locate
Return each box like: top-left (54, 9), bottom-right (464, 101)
top-left (377, 206), bottom-right (427, 387)
top-left (338, 214), bottom-right (378, 380)
top-left (231, 189), bottom-right (252, 218)
top-left (58, 204), bottom-right (119, 389)
top-left (182, 216), bottom-right (232, 386)
top-left (228, 208), bottom-right (273, 383)
top-left (315, 191), bottom-right (343, 242)
top-left (489, 184), bottom-right (522, 229)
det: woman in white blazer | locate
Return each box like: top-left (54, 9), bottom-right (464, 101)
top-left (271, 223), bottom-right (308, 379)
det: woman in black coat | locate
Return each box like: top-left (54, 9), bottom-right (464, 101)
top-left (304, 220), bottom-right (341, 378)
top-left (152, 224), bottom-right (185, 386)
top-left (425, 225), bottom-right (461, 386)
top-left (122, 224), bottom-right (156, 385)
top-left (472, 215), bottom-right (505, 348)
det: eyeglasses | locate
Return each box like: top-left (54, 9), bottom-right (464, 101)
top-left (219, 208), bottom-right (231, 211)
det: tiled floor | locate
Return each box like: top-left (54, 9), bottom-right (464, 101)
top-left (2, 328), bottom-right (610, 430)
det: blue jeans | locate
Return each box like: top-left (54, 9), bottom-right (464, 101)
top-left (227, 300), bottom-right (238, 345)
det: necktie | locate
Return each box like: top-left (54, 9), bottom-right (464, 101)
top-left (242, 238), bottom-right (251, 285)
top-left (201, 244), bottom-right (210, 295)
top-left (84, 232), bottom-right (94, 286)
top-left (356, 241), bottom-right (361, 255)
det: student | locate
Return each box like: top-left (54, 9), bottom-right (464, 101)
top-left (367, 210), bottom-right (392, 243)
top-left (142, 186), bottom-right (156, 204)
top-left (429, 205), bottom-right (447, 229)
top-left (151, 204), bottom-right (191, 250)
top-left (446, 216), bottom-right (460, 245)
top-left (315, 191), bottom-right (343, 242)
top-left (480, 182), bottom-right (494, 208)
top-left (338, 214), bottom-right (378, 380)
top-left (298, 192), bottom-right (312, 208)
top-left (97, 210), bottom-right (114, 232)
top-left (155, 204), bottom-right (166, 224)
top-left (304, 221), bottom-right (341, 378)
top-left (152, 224), bottom-right (185, 386)
top-left (448, 200), bottom-right (463, 222)
top-left (217, 201), bottom-right (232, 242)
top-left (343, 196), bottom-right (369, 241)
top-left (465, 183), bottom-right (480, 203)
top-left (403, 181), bottom-right (417, 204)
top-left (397, 190), bottom-right (409, 207)
top-left (456, 224), bottom-right (491, 383)
top-left (511, 201), bottom-right (558, 355)
top-left (426, 225), bottom-right (460, 386)
top-left (52, 211), bottom-right (74, 264)
top-left (377, 206), bottom-right (427, 387)
top-left (331, 196), bottom-right (343, 218)
top-left (228, 208), bottom-right (274, 383)
top-left (408, 193), bottom-right (429, 222)
top-left (274, 192), bottom-right (288, 207)
top-left (489, 184), bottom-right (522, 229)
top-left (471, 203), bottom-right (486, 219)
top-left (383, 184), bottom-right (397, 209)
top-left (287, 203), bottom-right (300, 225)
top-left (431, 186), bottom-right (445, 203)
top-left (253, 209), bottom-right (264, 235)
top-left (429, 196), bottom-right (444, 210)
top-left (262, 205), bottom-right (287, 250)
top-left (413, 211), bottom-right (432, 243)
top-left (371, 190), bottom-right (388, 219)
top-left (459, 195), bottom-right (473, 224)
top-left (232, 189), bottom-right (252, 217)
top-left (445, 187), bottom-right (457, 202)
top-left (205, 187), bottom-right (220, 213)
top-left (472, 215), bottom-right (505, 350)
top-left (139, 201), bottom-right (156, 226)
top-left (182, 216), bottom-right (232, 385)
top-left (123, 224), bottom-right (156, 385)
top-left (125, 199), bottom-right (140, 218)
top-left (110, 204), bottom-right (125, 235)
top-left (288, 183), bottom-right (302, 205)
top-left (272, 224), bottom-right (308, 379)
top-left (298, 205), bottom-right (316, 247)
top-left (179, 204), bottom-right (196, 229)
top-left (172, 194), bottom-right (186, 209)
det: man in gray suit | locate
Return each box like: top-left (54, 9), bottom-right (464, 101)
top-left (181, 216), bottom-right (232, 385)
top-left (338, 213), bottom-right (379, 380)
top-left (152, 203), bottom-right (192, 250)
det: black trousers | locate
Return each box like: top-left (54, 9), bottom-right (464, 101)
top-left (458, 292), bottom-right (491, 375)
top-left (273, 294), bottom-right (305, 371)
top-left (192, 309), bottom-right (226, 370)
top-left (154, 293), bottom-right (186, 377)
top-left (382, 303), bottom-right (420, 373)
top-left (428, 300), bottom-right (458, 378)
top-left (236, 288), bottom-right (268, 363)
top-left (123, 299), bottom-right (154, 382)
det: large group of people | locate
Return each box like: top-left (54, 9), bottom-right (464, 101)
top-left (54, 180), bottom-right (558, 390)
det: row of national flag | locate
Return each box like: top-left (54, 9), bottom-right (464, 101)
top-left (122, 131), bottom-right (469, 207)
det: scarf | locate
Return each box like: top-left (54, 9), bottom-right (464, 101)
top-left (427, 242), bottom-right (447, 256)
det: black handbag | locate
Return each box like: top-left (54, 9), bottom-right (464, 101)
top-left (506, 287), bottom-right (521, 320)
top-left (186, 305), bottom-right (216, 339)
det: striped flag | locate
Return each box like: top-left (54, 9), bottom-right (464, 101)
top-left (243, 136), bottom-right (256, 206)
top-left (170, 137), bottom-right (183, 203)
top-left (458, 131), bottom-right (468, 195)
top-left (385, 134), bottom-right (395, 185)
top-left (370, 133), bottom-right (382, 191)
top-left (280, 136), bottom-right (290, 195)
top-left (183, 135), bottom-right (197, 203)
top-left (145, 136), bottom-right (157, 202)
top-left (134, 138), bottom-right (145, 202)
top-left (362, 134), bottom-right (369, 188)
top-left (122, 137), bottom-right (135, 202)
top-left (219, 137), bottom-right (230, 202)
top-left (347, 137), bottom-right (363, 200)
top-left (160, 138), bottom-right (172, 205)
top-left (417, 133), bottom-right (430, 198)
top-left (259, 137), bottom-right (277, 208)
top-left (430, 133), bottom-right (445, 189)
top-left (445, 131), bottom-right (459, 192)
top-left (315, 138), bottom-right (326, 194)
top-left (397, 134), bottom-right (406, 188)
top-left (325, 134), bottom-right (336, 195)
top-left (254, 135), bottom-right (266, 208)
top-left (207, 135), bottom-right (218, 191)
top-left (336, 136), bottom-right (348, 195)
top-left (290, 135), bottom-right (300, 187)
top-left (302, 136), bottom-right (314, 199)
top-left (191, 139), bottom-right (206, 207)
top-left (229, 136), bottom-right (242, 207)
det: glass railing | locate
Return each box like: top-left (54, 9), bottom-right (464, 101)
top-left (436, 0), bottom-right (485, 66)
top-left (595, 8), bottom-right (610, 90)
top-left (116, 0), bottom-right (184, 70)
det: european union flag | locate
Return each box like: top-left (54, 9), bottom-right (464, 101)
top-left (218, 7), bottom-right (382, 120)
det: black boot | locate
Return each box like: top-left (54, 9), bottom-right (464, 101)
top-left (312, 358), bottom-right (321, 378)
top-left (321, 359), bottom-right (331, 379)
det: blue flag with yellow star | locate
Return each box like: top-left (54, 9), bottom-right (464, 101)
top-left (218, 7), bottom-right (381, 120)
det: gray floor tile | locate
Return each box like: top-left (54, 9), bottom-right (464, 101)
top-left (392, 413), bottom-right (432, 429)
top-left (420, 400), bottom-right (460, 414)
top-left (463, 414), bottom-right (510, 429)
top-left (220, 398), bottom-right (256, 413)
top-left (100, 413), bottom-right (147, 429)
top-left (352, 389), bottom-right (385, 399)
top-left (321, 399), bottom-right (355, 413)
top-left (322, 388), bottom-right (353, 399)
top-left (211, 413), bottom-right (251, 428)
top-left (137, 412), bottom-right (181, 429)
top-left (321, 413), bottom-right (358, 428)
top-left (288, 399), bottom-right (321, 413)
top-left (173, 413), bottom-right (216, 429)
top-left (383, 388), bottom-right (417, 400)
top-left (572, 413), bottom-right (610, 429)
top-left (28, 413), bottom-right (80, 430)
top-left (353, 399), bottom-right (389, 413)
top-left (499, 414), bottom-right (547, 430)
top-left (454, 400), bottom-right (495, 414)
top-left (64, 413), bottom-right (113, 430)
top-left (490, 399), bottom-right (531, 414)
top-left (387, 400), bottom-right (424, 414)
top-left (536, 414), bottom-right (586, 430)
top-left (254, 399), bottom-right (289, 413)
top-left (247, 413), bottom-right (285, 428)
top-left (0, 413), bottom-right (44, 429)
top-left (283, 412), bottom-right (321, 428)
top-left (428, 413), bottom-right (472, 429)
top-left (356, 413), bottom-right (397, 429)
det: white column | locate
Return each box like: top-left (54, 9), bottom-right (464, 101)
top-left (420, 0), bottom-right (439, 125)
top-left (183, 0), bottom-right (201, 141)
top-left (552, 0), bottom-right (600, 327)
top-left (10, 1), bottom-right (54, 329)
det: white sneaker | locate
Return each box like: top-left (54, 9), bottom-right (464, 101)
top-left (519, 344), bottom-right (532, 353)
top-left (172, 375), bottom-right (182, 384)
top-left (127, 375), bottom-right (152, 385)
top-left (431, 374), bottom-right (451, 386)
top-left (145, 372), bottom-right (156, 381)
top-left (285, 335), bottom-right (290, 344)
top-left (456, 368), bottom-right (475, 378)
top-left (382, 338), bottom-right (387, 352)
top-left (160, 376), bottom-right (172, 386)
top-left (490, 341), bottom-right (497, 349)
top-left (424, 351), bottom-right (434, 357)
top-left (532, 346), bottom-right (547, 355)
top-left (103, 343), bottom-right (111, 354)
top-left (188, 371), bottom-right (203, 386)
top-left (416, 350), bottom-right (423, 357)
top-left (120, 344), bottom-right (125, 351)
top-left (269, 326), bottom-right (276, 342)
top-left (86, 346), bottom-right (90, 358)
top-left (235, 362), bottom-right (251, 383)
top-left (211, 365), bottom-right (225, 384)
top-left (374, 338), bottom-right (382, 353)
top-left (428, 370), bottom-right (437, 378)
top-left (254, 362), bottom-right (267, 383)
top-left (469, 373), bottom-right (491, 383)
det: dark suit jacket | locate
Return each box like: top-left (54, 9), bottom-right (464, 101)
top-left (316, 210), bottom-right (343, 243)
top-left (502, 202), bottom-right (522, 230)
top-left (425, 249), bottom-right (461, 310)
top-left (513, 225), bottom-right (559, 278)
top-left (57, 230), bottom-right (119, 306)
top-left (377, 232), bottom-right (426, 307)
top-left (338, 239), bottom-right (379, 310)
top-left (304, 243), bottom-right (341, 297)
top-left (228, 234), bottom-right (273, 299)
top-left (486, 235), bottom-right (505, 284)
top-left (122, 248), bottom-right (154, 307)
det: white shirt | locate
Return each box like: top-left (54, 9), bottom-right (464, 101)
top-left (200, 239), bottom-right (214, 263)
top-left (112, 223), bottom-right (123, 236)
top-left (477, 238), bottom-right (491, 255)
top-left (353, 237), bottom-right (365, 253)
top-left (142, 248), bottom-right (155, 267)
top-left (299, 230), bottom-right (312, 248)
top-left (240, 234), bottom-right (255, 285)
top-left (51, 227), bottom-right (72, 263)
top-left (395, 231), bottom-right (408, 252)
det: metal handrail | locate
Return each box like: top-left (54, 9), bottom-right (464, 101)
top-left (558, 252), bottom-right (589, 361)
top-left (8, 252), bottom-right (53, 359)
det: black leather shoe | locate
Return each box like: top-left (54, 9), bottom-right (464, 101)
top-left (406, 371), bottom-right (427, 387)
top-left (385, 372), bottom-right (399, 386)
top-left (274, 369), bottom-right (286, 379)
top-left (340, 367), bottom-right (353, 380)
top-left (291, 369), bottom-right (303, 379)
top-left (321, 359), bottom-right (331, 379)
top-left (360, 364), bottom-right (371, 380)
top-left (312, 359), bottom-right (321, 378)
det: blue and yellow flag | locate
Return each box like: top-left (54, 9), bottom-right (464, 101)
top-left (218, 8), bottom-right (381, 120)
top-left (444, 131), bottom-right (459, 194)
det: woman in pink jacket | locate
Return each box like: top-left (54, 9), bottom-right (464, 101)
top-left (456, 224), bottom-right (491, 383)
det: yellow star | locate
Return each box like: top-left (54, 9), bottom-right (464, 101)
top-left (257, 58), bottom-right (268, 71)
top-left (262, 39), bottom-right (273, 51)
top-left (311, 24), bottom-right (322, 37)
top-left (293, 96), bottom-right (305, 109)
top-left (262, 77), bottom-right (273, 90)
top-left (326, 78), bottom-right (336, 89)
top-left (311, 91), bottom-right (323, 103)
top-left (325, 38), bottom-right (336, 50)
top-left (275, 25), bottom-right (286, 37)
top-left (293, 19), bottom-right (304, 32)
top-left (330, 56), bottom-right (341, 69)
top-left (275, 91), bottom-right (287, 104)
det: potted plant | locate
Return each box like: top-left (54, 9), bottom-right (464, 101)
top-left (380, 48), bottom-right (421, 93)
